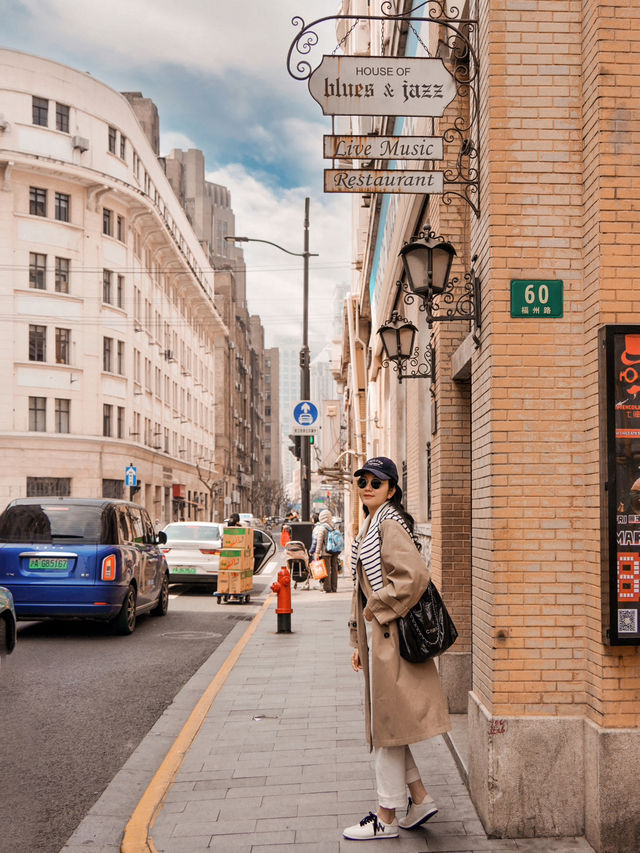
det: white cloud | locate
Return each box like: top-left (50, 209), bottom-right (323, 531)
top-left (10, 1), bottom-right (354, 348)
top-left (20, 0), bottom-right (341, 95)
top-left (206, 163), bottom-right (351, 352)
top-left (160, 130), bottom-right (198, 153)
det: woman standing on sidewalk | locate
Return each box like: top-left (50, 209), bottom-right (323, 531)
top-left (343, 456), bottom-right (451, 841)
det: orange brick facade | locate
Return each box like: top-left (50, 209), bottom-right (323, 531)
top-left (338, 1), bottom-right (640, 849)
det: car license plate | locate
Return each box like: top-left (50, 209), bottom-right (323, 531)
top-left (173, 567), bottom-right (197, 574)
top-left (28, 557), bottom-right (69, 571)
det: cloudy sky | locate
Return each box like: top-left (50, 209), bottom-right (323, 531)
top-left (1, 0), bottom-right (352, 352)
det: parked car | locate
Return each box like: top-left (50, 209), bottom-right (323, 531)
top-left (161, 521), bottom-right (223, 585)
top-left (0, 498), bottom-right (169, 635)
top-left (0, 586), bottom-right (17, 655)
top-left (252, 529), bottom-right (276, 574)
top-left (162, 521), bottom-right (277, 584)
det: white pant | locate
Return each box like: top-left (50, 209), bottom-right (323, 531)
top-left (374, 745), bottom-right (421, 809)
top-left (365, 620), bottom-right (421, 810)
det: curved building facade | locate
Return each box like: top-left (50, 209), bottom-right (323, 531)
top-left (0, 49), bottom-right (228, 522)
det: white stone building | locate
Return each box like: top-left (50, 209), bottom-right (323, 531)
top-left (0, 50), bottom-right (228, 521)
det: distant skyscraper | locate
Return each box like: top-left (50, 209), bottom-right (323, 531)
top-left (279, 347), bottom-right (300, 486)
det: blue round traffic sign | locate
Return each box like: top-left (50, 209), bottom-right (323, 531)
top-left (293, 401), bottom-right (319, 426)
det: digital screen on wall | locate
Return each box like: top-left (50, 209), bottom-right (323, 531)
top-left (602, 325), bottom-right (640, 644)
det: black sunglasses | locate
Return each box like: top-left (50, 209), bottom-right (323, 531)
top-left (357, 477), bottom-right (384, 490)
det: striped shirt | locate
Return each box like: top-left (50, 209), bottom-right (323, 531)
top-left (352, 501), bottom-right (417, 591)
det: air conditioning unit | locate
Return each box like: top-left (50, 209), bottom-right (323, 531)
top-left (163, 349), bottom-right (175, 361)
top-left (72, 135), bottom-right (89, 152)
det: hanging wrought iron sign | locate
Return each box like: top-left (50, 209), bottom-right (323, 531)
top-left (287, 1), bottom-right (481, 216)
top-left (323, 135), bottom-right (444, 161)
top-left (308, 56), bottom-right (456, 117)
top-left (324, 169), bottom-right (443, 194)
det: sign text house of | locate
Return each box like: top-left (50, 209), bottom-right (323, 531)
top-left (309, 56), bottom-right (457, 117)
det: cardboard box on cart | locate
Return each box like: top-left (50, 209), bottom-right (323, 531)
top-left (218, 545), bottom-right (253, 594)
top-left (223, 526), bottom-right (254, 550)
top-left (219, 548), bottom-right (253, 572)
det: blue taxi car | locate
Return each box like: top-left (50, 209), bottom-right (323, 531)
top-left (0, 498), bottom-right (169, 635)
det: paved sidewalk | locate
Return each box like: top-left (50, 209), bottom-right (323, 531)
top-left (62, 573), bottom-right (596, 852)
top-left (149, 576), bottom-right (594, 853)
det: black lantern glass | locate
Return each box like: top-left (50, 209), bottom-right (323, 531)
top-left (378, 311), bottom-right (417, 362)
top-left (399, 235), bottom-right (456, 296)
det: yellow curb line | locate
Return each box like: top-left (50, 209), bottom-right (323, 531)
top-left (121, 592), bottom-right (276, 853)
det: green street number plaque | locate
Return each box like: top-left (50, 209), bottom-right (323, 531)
top-left (510, 279), bottom-right (563, 318)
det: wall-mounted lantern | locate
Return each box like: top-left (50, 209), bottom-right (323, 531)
top-left (399, 233), bottom-right (456, 297)
top-left (397, 228), bottom-right (481, 331)
top-left (378, 228), bottom-right (481, 388)
top-left (377, 310), bottom-right (433, 383)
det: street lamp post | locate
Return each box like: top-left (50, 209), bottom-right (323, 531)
top-left (225, 197), bottom-right (318, 520)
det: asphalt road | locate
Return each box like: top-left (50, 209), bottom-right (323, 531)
top-left (0, 572), bottom-right (275, 853)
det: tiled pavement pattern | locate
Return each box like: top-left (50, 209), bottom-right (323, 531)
top-left (148, 579), bottom-right (596, 853)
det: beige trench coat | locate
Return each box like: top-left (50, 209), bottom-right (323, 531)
top-left (349, 515), bottom-right (451, 750)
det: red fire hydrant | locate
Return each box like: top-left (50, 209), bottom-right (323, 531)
top-left (271, 566), bottom-right (292, 633)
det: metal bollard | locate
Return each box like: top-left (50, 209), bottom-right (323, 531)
top-left (270, 565), bottom-right (292, 633)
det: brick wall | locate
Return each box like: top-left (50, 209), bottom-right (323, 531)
top-left (468, 0), bottom-right (640, 726)
top-left (471, 0), bottom-right (589, 716)
top-left (580, 0), bottom-right (640, 727)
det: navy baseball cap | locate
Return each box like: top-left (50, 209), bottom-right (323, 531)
top-left (354, 457), bottom-right (399, 482)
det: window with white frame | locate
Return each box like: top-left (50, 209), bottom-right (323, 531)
top-left (56, 103), bottom-right (70, 133)
top-left (32, 96), bottom-right (48, 127)
top-left (55, 328), bottom-right (70, 365)
top-left (103, 208), bottom-right (112, 236)
top-left (29, 325), bottom-right (46, 362)
top-left (29, 187), bottom-right (47, 217)
top-left (29, 396), bottom-right (46, 431)
top-left (55, 398), bottom-right (70, 433)
top-left (55, 192), bottom-right (70, 223)
top-left (55, 257), bottom-right (70, 293)
top-left (103, 337), bottom-right (113, 372)
top-left (29, 253), bottom-right (46, 289)
top-left (102, 269), bottom-right (112, 304)
top-left (103, 404), bottom-right (113, 437)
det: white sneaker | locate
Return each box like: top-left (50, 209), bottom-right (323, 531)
top-left (343, 811), bottom-right (399, 840)
top-left (398, 796), bottom-right (438, 829)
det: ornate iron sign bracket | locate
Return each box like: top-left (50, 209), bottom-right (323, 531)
top-left (397, 261), bottom-right (481, 332)
top-left (287, 0), bottom-right (480, 217)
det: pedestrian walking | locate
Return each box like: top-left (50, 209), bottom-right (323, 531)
top-left (343, 456), bottom-right (451, 841)
top-left (311, 509), bottom-right (339, 592)
top-left (226, 512), bottom-right (240, 526)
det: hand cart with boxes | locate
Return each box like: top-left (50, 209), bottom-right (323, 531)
top-left (214, 526), bottom-right (254, 604)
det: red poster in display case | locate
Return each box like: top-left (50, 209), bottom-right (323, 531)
top-left (601, 326), bottom-right (640, 644)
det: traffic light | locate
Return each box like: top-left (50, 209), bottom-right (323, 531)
top-left (309, 434), bottom-right (314, 445)
top-left (288, 434), bottom-right (302, 460)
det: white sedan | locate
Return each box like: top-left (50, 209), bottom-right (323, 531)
top-left (161, 521), bottom-right (223, 585)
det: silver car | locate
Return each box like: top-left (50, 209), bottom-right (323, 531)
top-left (161, 521), bottom-right (223, 585)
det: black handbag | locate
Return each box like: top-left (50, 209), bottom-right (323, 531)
top-left (396, 580), bottom-right (458, 663)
